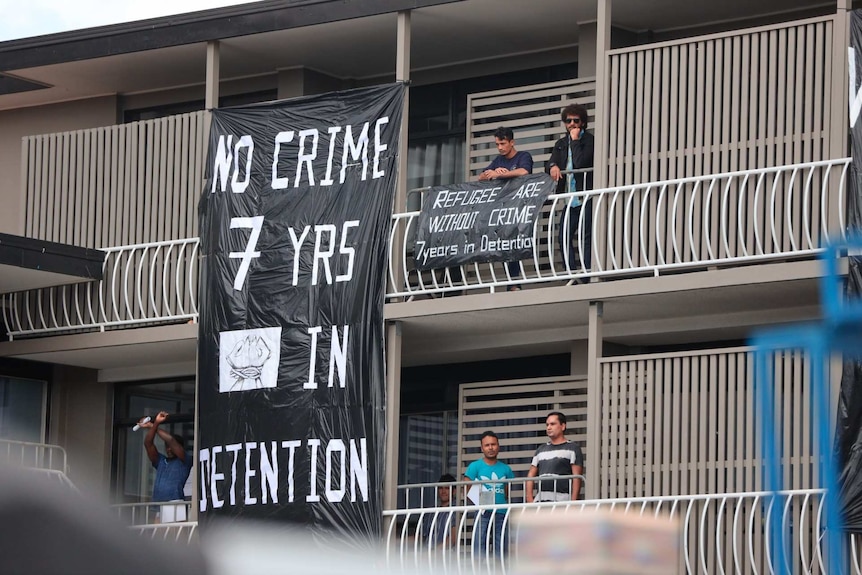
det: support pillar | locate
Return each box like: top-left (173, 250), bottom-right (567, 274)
top-left (593, 0), bottom-right (611, 190)
top-left (586, 301), bottom-right (604, 500)
top-left (205, 41), bottom-right (220, 110)
top-left (395, 11), bottom-right (410, 215)
top-left (391, 11), bottom-right (411, 298)
top-left (383, 321), bottom-right (403, 517)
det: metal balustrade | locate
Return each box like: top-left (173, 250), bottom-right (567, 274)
top-left (130, 521), bottom-right (198, 543)
top-left (112, 500), bottom-right (193, 526)
top-left (0, 439), bottom-right (68, 474)
top-left (0, 159), bottom-right (850, 337)
top-left (387, 158), bottom-right (851, 298)
top-left (384, 488), bottom-right (861, 574)
top-left (2, 238), bottom-right (199, 339)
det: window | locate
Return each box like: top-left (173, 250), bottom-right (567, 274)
top-left (0, 376), bottom-right (47, 443)
top-left (397, 411), bottom-right (459, 509)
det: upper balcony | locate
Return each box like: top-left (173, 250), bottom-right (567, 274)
top-left (0, 11), bottom-right (851, 342)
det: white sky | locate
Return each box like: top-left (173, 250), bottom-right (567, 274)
top-left (0, 0), bottom-right (263, 42)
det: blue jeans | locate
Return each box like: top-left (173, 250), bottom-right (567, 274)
top-left (558, 201), bottom-right (593, 272)
top-left (475, 510), bottom-right (508, 559)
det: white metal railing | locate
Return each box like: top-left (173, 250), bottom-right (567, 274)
top-left (387, 158), bottom-right (851, 298)
top-left (1, 160), bottom-right (850, 334)
top-left (397, 475), bottom-right (585, 511)
top-left (112, 500), bottom-right (193, 526)
top-left (0, 439), bottom-right (68, 474)
top-left (130, 521), bottom-right (198, 543)
top-left (2, 238), bottom-right (199, 339)
top-left (384, 488), bottom-right (861, 574)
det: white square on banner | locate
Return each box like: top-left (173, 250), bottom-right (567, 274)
top-left (219, 327), bottom-right (282, 393)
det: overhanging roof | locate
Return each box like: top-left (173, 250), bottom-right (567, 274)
top-left (0, 233), bottom-right (104, 294)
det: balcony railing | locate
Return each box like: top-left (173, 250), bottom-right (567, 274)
top-left (2, 238), bottom-right (198, 340)
top-left (384, 488), bottom-right (859, 574)
top-left (1, 159), bottom-right (849, 338)
top-left (388, 158), bottom-right (851, 298)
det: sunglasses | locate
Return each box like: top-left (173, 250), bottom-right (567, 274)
top-left (564, 117), bottom-right (583, 125)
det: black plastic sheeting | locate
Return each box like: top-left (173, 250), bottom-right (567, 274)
top-left (412, 173), bottom-right (556, 271)
top-left (836, 258), bottom-right (862, 532)
top-left (196, 83), bottom-right (404, 542)
top-left (836, 10), bottom-right (862, 533)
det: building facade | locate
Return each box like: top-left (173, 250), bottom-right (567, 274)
top-left (0, 0), bottom-right (852, 527)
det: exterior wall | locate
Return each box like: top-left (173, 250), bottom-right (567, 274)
top-left (277, 68), bottom-right (347, 99)
top-left (20, 112), bottom-right (208, 247)
top-left (48, 364), bottom-right (113, 498)
top-left (0, 96), bottom-right (117, 237)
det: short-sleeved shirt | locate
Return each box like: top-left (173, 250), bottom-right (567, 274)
top-left (530, 440), bottom-right (584, 495)
top-left (485, 151), bottom-right (533, 175)
top-left (152, 453), bottom-right (193, 502)
top-left (464, 459), bottom-right (514, 513)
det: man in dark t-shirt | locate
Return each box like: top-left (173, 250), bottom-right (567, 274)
top-left (477, 126), bottom-right (534, 289)
top-left (525, 411), bottom-right (584, 502)
top-left (478, 126), bottom-right (534, 182)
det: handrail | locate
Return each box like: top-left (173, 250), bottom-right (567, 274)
top-left (383, 488), bottom-right (859, 574)
top-left (387, 158), bottom-right (851, 299)
top-left (0, 439), bottom-right (69, 475)
top-left (1, 159), bottom-right (850, 336)
top-left (129, 521), bottom-right (197, 544)
top-left (2, 237), bottom-right (199, 340)
top-left (111, 500), bottom-right (192, 526)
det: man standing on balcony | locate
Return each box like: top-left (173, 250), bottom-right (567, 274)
top-left (477, 126), bottom-right (534, 291)
top-left (464, 430), bottom-right (514, 559)
top-left (525, 412), bottom-right (584, 503)
top-left (547, 104), bottom-right (594, 277)
top-left (422, 473), bottom-right (458, 548)
top-left (138, 411), bottom-right (192, 523)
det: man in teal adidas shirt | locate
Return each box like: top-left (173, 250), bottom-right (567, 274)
top-left (464, 430), bottom-right (514, 559)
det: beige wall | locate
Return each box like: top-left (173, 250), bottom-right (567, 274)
top-left (277, 67), bottom-right (347, 99)
top-left (48, 365), bottom-right (113, 500)
top-left (0, 96), bottom-right (117, 236)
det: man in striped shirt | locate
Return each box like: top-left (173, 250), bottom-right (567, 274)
top-left (525, 412), bottom-right (584, 502)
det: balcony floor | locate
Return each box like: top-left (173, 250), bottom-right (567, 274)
top-left (386, 259), bottom-right (831, 366)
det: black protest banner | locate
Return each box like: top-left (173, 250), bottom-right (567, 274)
top-left (836, 10), bottom-right (862, 532)
top-left (196, 83), bottom-right (404, 540)
top-left (413, 173), bottom-right (555, 271)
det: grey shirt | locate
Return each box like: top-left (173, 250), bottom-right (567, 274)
top-left (530, 440), bottom-right (584, 494)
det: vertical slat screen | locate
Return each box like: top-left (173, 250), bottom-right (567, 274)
top-left (457, 376), bottom-right (588, 502)
top-left (466, 78), bottom-right (596, 178)
top-left (22, 111), bottom-right (208, 248)
top-left (598, 347), bottom-right (825, 500)
top-left (603, 16), bottom-right (833, 188)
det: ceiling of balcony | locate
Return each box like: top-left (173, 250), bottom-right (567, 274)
top-left (0, 0), bottom-right (834, 110)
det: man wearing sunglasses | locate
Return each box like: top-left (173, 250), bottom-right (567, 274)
top-left (547, 104), bottom-right (594, 277)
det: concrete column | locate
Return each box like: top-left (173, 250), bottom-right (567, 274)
top-left (592, 0), bottom-right (611, 190)
top-left (829, 1), bottom-right (850, 238)
top-left (395, 10), bottom-right (411, 215)
top-left (831, 0), bottom-right (850, 159)
top-left (49, 365), bottom-right (112, 500)
top-left (570, 340), bottom-right (589, 375)
top-left (277, 68), bottom-right (305, 99)
top-left (383, 321), bottom-right (403, 519)
top-left (585, 301), bottom-right (604, 500)
top-left (391, 11), bottom-right (411, 298)
top-left (578, 22), bottom-right (598, 78)
top-left (205, 41), bottom-right (220, 110)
